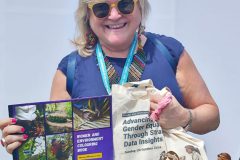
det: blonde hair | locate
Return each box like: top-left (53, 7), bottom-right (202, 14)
top-left (73, 0), bottom-right (150, 57)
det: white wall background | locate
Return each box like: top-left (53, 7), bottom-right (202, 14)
top-left (1, 0), bottom-right (240, 159)
top-left (174, 1), bottom-right (240, 159)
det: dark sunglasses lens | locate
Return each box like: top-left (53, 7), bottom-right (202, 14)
top-left (118, 0), bottom-right (134, 14)
top-left (92, 3), bottom-right (109, 18)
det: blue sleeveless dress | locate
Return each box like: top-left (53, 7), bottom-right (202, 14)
top-left (58, 32), bottom-right (185, 105)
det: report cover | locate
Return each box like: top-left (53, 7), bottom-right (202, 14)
top-left (8, 96), bottom-right (113, 160)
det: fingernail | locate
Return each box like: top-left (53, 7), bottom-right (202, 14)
top-left (23, 134), bottom-right (28, 140)
top-left (21, 128), bottom-right (25, 133)
top-left (11, 118), bottom-right (17, 124)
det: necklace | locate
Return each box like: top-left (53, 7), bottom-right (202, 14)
top-left (96, 33), bottom-right (146, 94)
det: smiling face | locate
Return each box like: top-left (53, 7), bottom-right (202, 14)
top-left (88, 0), bottom-right (142, 52)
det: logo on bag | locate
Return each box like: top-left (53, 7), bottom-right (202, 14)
top-left (159, 151), bottom-right (180, 160)
top-left (185, 145), bottom-right (203, 160)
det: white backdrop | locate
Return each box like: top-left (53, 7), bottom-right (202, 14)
top-left (1, 0), bottom-right (240, 159)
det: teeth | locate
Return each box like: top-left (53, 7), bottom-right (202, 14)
top-left (108, 23), bottom-right (125, 29)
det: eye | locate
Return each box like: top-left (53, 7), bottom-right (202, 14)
top-left (118, 0), bottom-right (134, 14)
top-left (92, 3), bottom-right (110, 18)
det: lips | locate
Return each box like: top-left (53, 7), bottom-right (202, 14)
top-left (106, 23), bottom-right (127, 29)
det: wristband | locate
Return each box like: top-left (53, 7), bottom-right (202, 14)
top-left (183, 109), bottom-right (193, 132)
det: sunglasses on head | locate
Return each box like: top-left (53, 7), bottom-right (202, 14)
top-left (88, 0), bottom-right (138, 18)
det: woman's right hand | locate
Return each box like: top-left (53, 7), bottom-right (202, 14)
top-left (0, 118), bottom-right (28, 154)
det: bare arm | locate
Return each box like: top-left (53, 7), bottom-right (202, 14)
top-left (50, 70), bottom-right (71, 101)
top-left (176, 50), bottom-right (220, 134)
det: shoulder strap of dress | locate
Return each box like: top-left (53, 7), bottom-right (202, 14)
top-left (144, 32), bottom-right (177, 73)
top-left (66, 52), bottom-right (77, 95)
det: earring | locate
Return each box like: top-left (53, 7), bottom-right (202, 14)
top-left (137, 24), bottom-right (145, 50)
top-left (86, 29), bottom-right (97, 49)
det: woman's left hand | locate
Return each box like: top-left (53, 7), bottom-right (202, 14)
top-left (150, 90), bottom-right (189, 129)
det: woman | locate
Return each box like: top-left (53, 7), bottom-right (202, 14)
top-left (0, 0), bottom-right (219, 154)
top-left (185, 145), bottom-right (203, 160)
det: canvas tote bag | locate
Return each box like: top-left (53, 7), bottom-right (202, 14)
top-left (162, 128), bottom-right (208, 160)
top-left (112, 79), bottom-right (208, 160)
top-left (112, 80), bottom-right (166, 160)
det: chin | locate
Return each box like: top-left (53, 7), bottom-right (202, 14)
top-left (109, 34), bottom-right (132, 44)
top-left (111, 38), bottom-right (129, 46)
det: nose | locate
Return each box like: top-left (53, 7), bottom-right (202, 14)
top-left (108, 6), bottom-right (122, 20)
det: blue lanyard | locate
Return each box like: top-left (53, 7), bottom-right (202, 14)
top-left (96, 33), bottom-right (138, 95)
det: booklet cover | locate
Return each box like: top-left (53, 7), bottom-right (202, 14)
top-left (8, 96), bottom-right (113, 160)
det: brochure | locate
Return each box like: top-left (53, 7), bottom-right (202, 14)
top-left (8, 96), bottom-right (113, 160)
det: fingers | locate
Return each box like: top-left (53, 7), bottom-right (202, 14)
top-left (150, 101), bottom-right (158, 111)
top-left (150, 93), bottom-right (173, 111)
top-left (150, 93), bottom-right (163, 103)
top-left (1, 118), bottom-right (28, 154)
top-left (150, 87), bottom-right (171, 103)
top-left (6, 141), bottom-right (23, 154)
top-left (4, 134), bottom-right (28, 146)
top-left (149, 88), bottom-right (185, 129)
top-left (150, 91), bottom-right (168, 103)
top-left (1, 126), bottom-right (28, 154)
top-left (2, 125), bottom-right (25, 138)
top-left (0, 118), bottom-right (17, 130)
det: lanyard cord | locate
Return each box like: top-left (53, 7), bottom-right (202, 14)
top-left (96, 33), bottom-right (138, 95)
